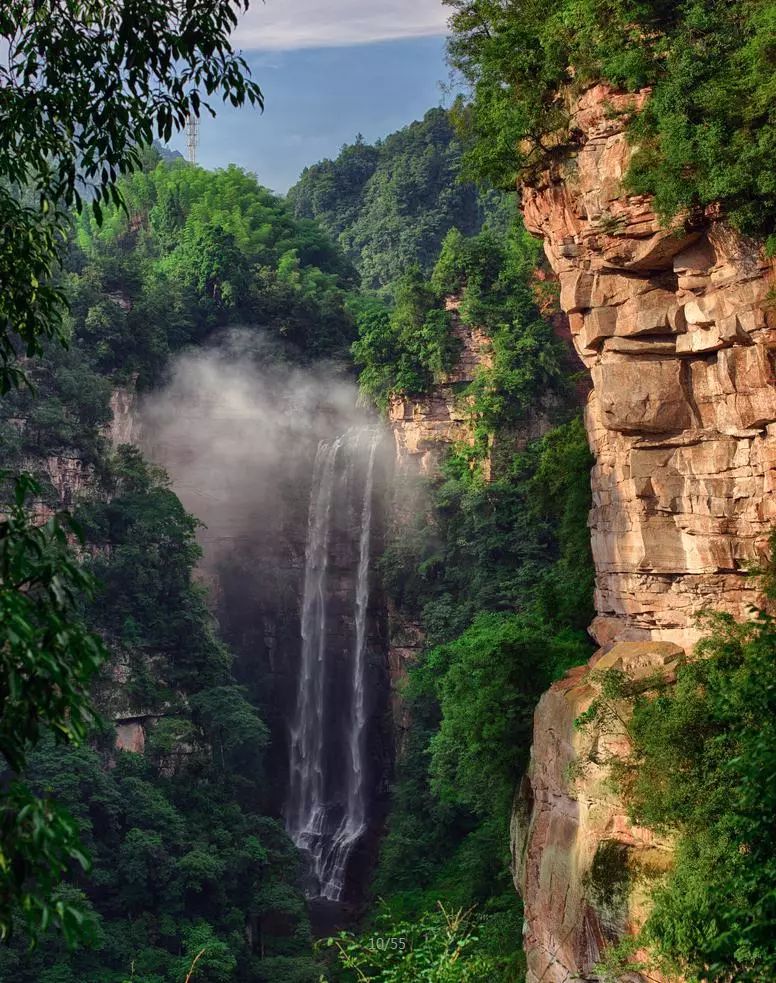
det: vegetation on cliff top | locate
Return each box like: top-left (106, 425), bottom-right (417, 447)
top-left (324, 175), bottom-right (594, 974)
top-left (73, 159), bottom-right (357, 385)
top-left (445, 0), bottom-right (776, 242)
top-left (351, 217), bottom-right (571, 437)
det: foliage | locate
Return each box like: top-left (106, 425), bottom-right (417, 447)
top-left (77, 448), bottom-right (231, 695)
top-left (445, 0), bottom-right (776, 238)
top-left (321, 903), bottom-right (498, 982)
top-left (0, 0), bottom-right (261, 390)
top-left (0, 1), bottom-right (262, 942)
top-left (371, 417), bottom-right (594, 978)
top-left (71, 161), bottom-right (357, 385)
top-left (0, 146), bottom-right (363, 969)
top-left (433, 222), bottom-right (569, 444)
top-left (350, 272), bottom-right (457, 411)
top-left (0, 474), bottom-right (106, 942)
top-left (528, 416), bottom-right (596, 630)
top-left (352, 216), bottom-right (569, 425)
top-left (382, 416), bottom-right (594, 641)
top-left (425, 611), bottom-right (585, 819)
top-left (0, 450), bottom-right (317, 980)
top-left (288, 108), bottom-right (510, 290)
top-left (579, 597), bottom-right (776, 981)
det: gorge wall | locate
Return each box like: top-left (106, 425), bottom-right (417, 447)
top-left (513, 84), bottom-right (776, 982)
top-left (41, 340), bottom-right (393, 908)
top-left (384, 299), bottom-right (558, 736)
top-left (134, 343), bottom-right (392, 906)
top-left (384, 299), bottom-right (491, 736)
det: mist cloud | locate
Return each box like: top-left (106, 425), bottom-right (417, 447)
top-left (138, 330), bottom-right (372, 570)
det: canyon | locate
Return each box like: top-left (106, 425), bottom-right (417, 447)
top-left (513, 84), bottom-right (776, 982)
top-left (8, 81), bottom-right (772, 979)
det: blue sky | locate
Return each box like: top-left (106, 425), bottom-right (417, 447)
top-left (166, 1), bottom-right (454, 194)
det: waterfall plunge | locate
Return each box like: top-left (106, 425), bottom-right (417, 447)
top-left (286, 427), bottom-right (381, 901)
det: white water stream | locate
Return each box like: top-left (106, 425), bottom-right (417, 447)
top-left (286, 427), bottom-right (381, 901)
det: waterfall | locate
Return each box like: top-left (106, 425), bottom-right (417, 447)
top-left (286, 427), bottom-right (381, 901)
top-left (286, 436), bottom-right (342, 859)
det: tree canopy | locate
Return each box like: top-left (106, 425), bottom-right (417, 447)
top-left (0, 0), bottom-right (262, 390)
top-left (288, 108), bottom-right (511, 290)
top-left (0, 0), bottom-right (263, 945)
top-left (445, 0), bottom-right (776, 243)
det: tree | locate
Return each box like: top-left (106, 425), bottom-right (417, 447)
top-left (579, 606), bottom-right (776, 981)
top-left (0, 475), bottom-right (106, 941)
top-left (288, 108), bottom-right (499, 290)
top-left (444, 0), bottom-right (776, 242)
top-left (322, 903), bottom-right (497, 982)
top-left (0, 0), bottom-right (262, 389)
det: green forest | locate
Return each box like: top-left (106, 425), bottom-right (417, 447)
top-left (1, 3), bottom-right (775, 983)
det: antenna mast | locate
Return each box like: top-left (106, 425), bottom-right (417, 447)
top-left (186, 112), bottom-right (199, 165)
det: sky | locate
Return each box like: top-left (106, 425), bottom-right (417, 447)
top-left (166, 0), bottom-right (455, 194)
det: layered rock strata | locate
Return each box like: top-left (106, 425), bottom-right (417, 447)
top-left (514, 83), bottom-right (776, 982)
top-left (522, 83), bottom-right (776, 650)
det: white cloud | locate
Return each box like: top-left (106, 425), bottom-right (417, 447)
top-left (235, 0), bottom-right (450, 50)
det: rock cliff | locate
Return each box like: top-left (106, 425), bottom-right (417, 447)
top-left (388, 298), bottom-right (492, 478)
top-left (384, 300), bottom-right (488, 736)
top-left (513, 84), bottom-right (776, 981)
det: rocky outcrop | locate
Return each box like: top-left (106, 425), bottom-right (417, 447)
top-left (522, 83), bottom-right (776, 650)
top-left (512, 641), bottom-right (680, 983)
top-left (385, 300), bottom-right (485, 732)
top-left (388, 298), bottom-right (491, 477)
top-left (385, 300), bottom-right (499, 735)
top-left (514, 83), bottom-right (776, 982)
top-left (107, 384), bottom-right (138, 446)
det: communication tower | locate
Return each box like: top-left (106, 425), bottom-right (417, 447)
top-left (186, 112), bottom-right (199, 165)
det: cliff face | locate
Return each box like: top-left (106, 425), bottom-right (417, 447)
top-left (388, 298), bottom-right (492, 478)
top-left (385, 302), bottom-right (493, 738)
top-left (386, 293), bottom-right (571, 736)
top-left (524, 84), bottom-right (776, 650)
top-left (513, 84), bottom-right (776, 981)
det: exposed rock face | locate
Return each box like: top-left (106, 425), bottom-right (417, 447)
top-left (43, 454), bottom-right (94, 508)
top-left (385, 301), bottom-right (478, 732)
top-left (386, 298), bottom-right (565, 735)
top-left (385, 301), bottom-right (496, 735)
top-left (522, 83), bottom-right (776, 650)
top-left (515, 83), bottom-right (776, 981)
top-left (512, 641), bottom-right (680, 983)
top-left (388, 298), bottom-right (491, 477)
top-left (107, 384), bottom-right (138, 446)
top-left (114, 720), bottom-right (147, 754)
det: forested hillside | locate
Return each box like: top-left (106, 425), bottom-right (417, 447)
top-left (0, 112), bottom-right (596, 980)
top-left (288, 108), bottom-right (509, 290)
top-left (0, 153), bottom-right (361, 983)
top-left (437, 3), bottom-right (776, 981)
top-left (322, 232), bottom-right (594, 983)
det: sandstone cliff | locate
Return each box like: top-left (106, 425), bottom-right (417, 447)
top-left (388, 297), bottom-right (492, 478)
top-left (513, 84), bottom-right (776, 982)
top-left (384, 299), bottom-right (489, 736)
